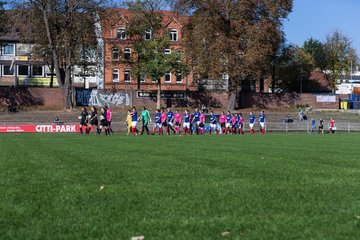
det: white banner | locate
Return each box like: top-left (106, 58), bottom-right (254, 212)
top-left (316, 95), bottom-right (336, 103)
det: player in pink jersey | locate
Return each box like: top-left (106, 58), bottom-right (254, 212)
top-left (239, 113), bottom-right (244, 134)
top-left (174, 110), bottom-right (182, 134)
top-left (160, 109), bottom-right (167, 135)
top-left (105, 105), bottom-right (113, 134)
top-left (219, 111), bottom-right (226, 134)
top-left (199, 111), bottom-right (205, 134)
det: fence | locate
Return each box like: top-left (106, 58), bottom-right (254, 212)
top-left (264, 122), bottom-right (360, 133)
top-left (137, 121), bottom-right (360, 134)
top-left (2, 120), bottom-right (360, 133)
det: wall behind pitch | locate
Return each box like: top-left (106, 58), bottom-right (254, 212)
top-left (0, 87), bottom-right (64, 109)
top-left (240, 93), bottom-right (346, 109)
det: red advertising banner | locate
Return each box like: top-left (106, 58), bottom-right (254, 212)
top-left (0, 125), bottom-right (80, 133)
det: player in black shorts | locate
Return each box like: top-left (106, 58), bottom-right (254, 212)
top-left (79, 107), bottom-right (88, 135)
top-left (161, 109), bottom-right (168, 129)
top-left (319, 118), bottom-right (324, 134)
top-left (88, 106), bottom-right (100, 134)
top-left (99, 107), bottom-right (109, 135)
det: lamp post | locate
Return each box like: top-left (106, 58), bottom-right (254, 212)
top-left (300, 61), bottom-right (303, 94)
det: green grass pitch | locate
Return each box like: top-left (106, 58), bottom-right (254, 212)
top-left (1, 133), bottom-right (360, 239)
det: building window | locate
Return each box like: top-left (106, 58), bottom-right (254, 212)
top-left (176, 71), bottom-right (182, 83)
top-left (124, 48), bottom-right (131, 61)
top-left (165, 73), bottom-right (171, 83)
top-left (144, 30), bottom-right (152, 40)
top-left (112, 69), bottom-right (119, 82)
top-left (2, 43), bottom-right (15, 55)
top-left (45, 66), bottom-right (56, 77)
top-left (18, 65), bottom-right (29, 76)
top-left (140, 74), bottom-right (145, 83)
top-left (16, 43), bottom-right (31, 56)
top-left (112, 48), bottom-right (120, 61)
top-left (169, 29), bottom-right (178, 41)
top-left (222, 73), bottom-right (229, 81)
top-left (164, 49), bottom-right (171, 55)
top-left (124, 69), bottom-right (131, 82)
top-left (32, 65), bottom-right (44, 77)
top-left (176, 49), bottom-right (182, 63)
top-left (2, 65), bottom-right (15, 76)
top-left (260, 78), bottom-right (264, 92)
top-left (117, 28), bottom-right (126, 40)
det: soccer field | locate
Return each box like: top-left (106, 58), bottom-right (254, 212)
top-left (1, 133), bottom-right (360, 239)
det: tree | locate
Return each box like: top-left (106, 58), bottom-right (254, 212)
top-left (325, 30), bottom-right (358, 92)
top-left (172, 0), bottom-right (293, 109)
top-left (303, 38), bottom-right (328, 70)
top-left (279, 46), bottom-right (316, 93)
top-left (14, 0), bottom-right (107, 109)
top-left (0, 1), bottom-right (6, 35)
top-left (126, 0), bottom-right (188, 109)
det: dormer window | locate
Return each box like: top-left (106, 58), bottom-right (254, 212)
top-left (117, 28), bottom-right (126, 40)
top-left (144, 30), bottom-right (152, 40)
top-left (169, 29), bottom-right (178, 41)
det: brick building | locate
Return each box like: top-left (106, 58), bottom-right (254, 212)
top-left (0, 27), bottom-right (57, 87)
top-left (99, 8), bottom-right (197, 95)
top-left (0, 12), bottom-right (101, 89)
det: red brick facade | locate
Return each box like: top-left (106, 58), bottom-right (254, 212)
top-left (100, 9), bottom-right (196, 92)
top-left (0, 87), bottom-right (64, 109)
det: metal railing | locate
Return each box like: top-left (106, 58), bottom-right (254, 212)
top-left (1, 120), bottom-right (360, 133)
top-left (265, 122), bottom-right (360, 133)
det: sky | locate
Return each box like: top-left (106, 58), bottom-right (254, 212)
top-left (283, 0), bottom-right (360, 54)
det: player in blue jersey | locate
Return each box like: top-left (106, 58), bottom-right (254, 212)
top-left (192, 108), bottom-right (201, 135)
top-left (259, 110), bottom-right (266, 135)
top-left (226, 111), bottom-right (232, 134)
top-left (249, 111), bottom-right (256, 134)
top-left (233, 113), bottom-right (240, 134)
top-left (131, 107), bottom-right (139, 135)
top-left (153, 109), bottom-right (162, 135)
top-left (209, 111), bottom-right (219, 135)
top-left (166, 108), bottom-right (176, 135)
top-left (183, 109), bottom-right (191, 135)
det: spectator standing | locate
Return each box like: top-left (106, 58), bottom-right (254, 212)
top-left (298, 108), bottom-right (304, 122)
top-left (319, 118), bottom-right (324, 134)
top-left (329, 118), bottom-right (336, 134)
top-left (311, 118), bottom-right (316, 133)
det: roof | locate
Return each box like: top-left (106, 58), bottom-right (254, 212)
top-left (309, 70), bottom-right (332, 92)
top-left (98, 8), bottom-right (190, 38)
